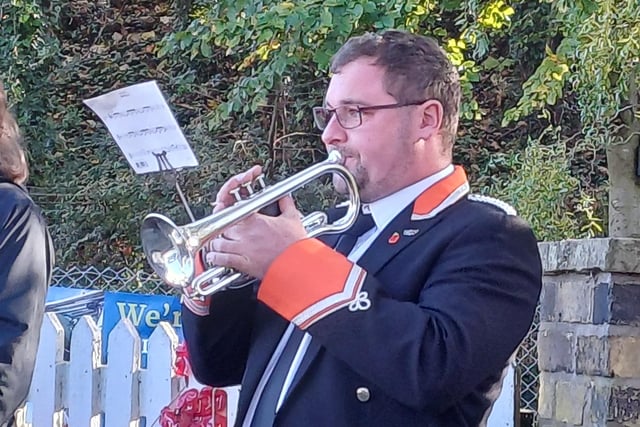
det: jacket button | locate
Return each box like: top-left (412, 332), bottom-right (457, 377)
top-left (356, 387), bottom-right (370, 402)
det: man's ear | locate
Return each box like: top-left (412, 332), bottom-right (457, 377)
top-left (420, 99), bottom-right (443, 132)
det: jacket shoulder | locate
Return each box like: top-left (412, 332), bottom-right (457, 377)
top-left (0, 182), bottom-right (45, 224)
top-left (456, 194), bottom-right (537, 240)
top-left (466, 194), bottom-right (517, 216)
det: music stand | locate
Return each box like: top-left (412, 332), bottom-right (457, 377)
top-left (153, 150), bottom-right (196, 222)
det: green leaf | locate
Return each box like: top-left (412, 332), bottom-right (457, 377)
top-left (320, 8), bottom-right (333, 27)
top-left (200, 40), bottom-right (213, 58)
top-left (482, 56), bottom-right (501, 70)
top-left (381, 15), bottom-right (394, 28)
top-left (351, 4), bottom-right (364, 18)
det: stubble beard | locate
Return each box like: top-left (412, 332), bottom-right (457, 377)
top-left (333, 160), bottom-right (372, 202)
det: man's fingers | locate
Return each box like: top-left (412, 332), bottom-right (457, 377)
top-left (213, 166), bottom-right (264, 212)
top-left (209, 234), bottom-right (241, 252)
top-left (278, 195), bottom-right (301, 219)
top-left (204, 250), bottom-right (249, 272)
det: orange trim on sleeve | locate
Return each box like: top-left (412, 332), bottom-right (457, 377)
top-left (258, 238), bottom-right (357, 327)
top-left (296, 267), bottom-right (367, 329)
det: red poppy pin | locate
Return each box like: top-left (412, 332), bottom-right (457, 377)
top-left (388, 232), bottom-right (400, 244)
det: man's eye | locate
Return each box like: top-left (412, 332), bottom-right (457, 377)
top-left (344, 107), bottom-right (360, 117)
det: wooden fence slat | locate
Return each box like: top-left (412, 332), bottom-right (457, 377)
top-left (68, 316), bottom-right (103, 427)
top-left (104, 318), bottom-right (141, 427)
top-left (139, 321), bottom-right (181, 425)
top-left (487, 361), bottom-right (517, 427)
top-left (28, 313), bottom-right (66, 427)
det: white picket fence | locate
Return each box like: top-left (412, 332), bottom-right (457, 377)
top-left (17, 312), bottom-right (195, 427)
top-left (17, 312), bottom-right (516, 427)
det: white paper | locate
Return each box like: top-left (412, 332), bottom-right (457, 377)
top-left (83, 81), bottom-right (199, 174)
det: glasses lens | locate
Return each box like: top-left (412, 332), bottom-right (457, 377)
top-left (312, 107), bottom-right (330, 130)
top-left (335, 105), bottom-right (361, 129)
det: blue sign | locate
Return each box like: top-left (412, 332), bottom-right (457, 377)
top-left (101, 291), bottom-right (183, 366)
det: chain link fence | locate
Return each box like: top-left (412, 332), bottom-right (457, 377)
top-left (51, 266), bottom-right (540, 416)
top-left (52, 266), bottom-right (169, 295)
top-left (516, 304), bottom-right (540, 415)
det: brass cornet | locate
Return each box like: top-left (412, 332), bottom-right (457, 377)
top-left (140, 151), bottom-right (360, 298)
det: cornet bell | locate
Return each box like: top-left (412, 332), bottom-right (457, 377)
top-left (140, 213), bottom-right (196, 289)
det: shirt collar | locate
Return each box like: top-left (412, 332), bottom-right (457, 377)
top-left (362, 164), bottom-right (455, 230)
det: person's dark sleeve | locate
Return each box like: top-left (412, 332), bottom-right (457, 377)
top-left (0, 200), bottom-right (53, 423)
top-left (181, 284), bottom-right (258, 387)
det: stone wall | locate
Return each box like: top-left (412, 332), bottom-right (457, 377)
top-left (537, 238), bottom-right (640, 426)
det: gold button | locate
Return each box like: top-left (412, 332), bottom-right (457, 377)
top-left (356, 387), bottom-right (370, 402)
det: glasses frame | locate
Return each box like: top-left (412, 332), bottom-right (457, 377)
top-left (312, 100), bottom-right (427, 131)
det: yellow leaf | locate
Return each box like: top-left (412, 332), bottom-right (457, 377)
top-left (141, 31), bottom-right (156, 41)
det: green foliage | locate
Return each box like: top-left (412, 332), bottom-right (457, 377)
top-left (0, 0), bottom-right (614, 269)
top-left (158, 0), bottom-right (521, 125)
top-left (501, 45), bottom-right (570, 124)
top-left (0, 0), bottom-right (60, 123)
top-left (504, 0), bottom-right (640, 147)
top-left (489, 127), bottom-right (604, 241)
top-left (0, 0), bottom-right (64, 226)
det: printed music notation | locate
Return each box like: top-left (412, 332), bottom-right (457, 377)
top-left (115, 125), bottom-right (176, 140)
top-left (107, 104), bottom-right (165, 120)
top-left (83, 81), bottom-right (199, 174)
top-left (127, 143), bottom-right (190, 161)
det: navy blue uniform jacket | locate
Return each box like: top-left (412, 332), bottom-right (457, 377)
top-left (182, 167), bottom-right (542, 426)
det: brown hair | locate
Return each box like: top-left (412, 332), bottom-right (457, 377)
top-left (0, 81), bottom-right (29, 184)
top-left (330, 30), bottom-right (461, 146)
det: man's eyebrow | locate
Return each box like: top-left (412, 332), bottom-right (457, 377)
top-left (325, 98), bottom-right (369, 108)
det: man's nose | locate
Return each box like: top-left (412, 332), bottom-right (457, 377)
top-left (321, 114), bottom-right (347, 147)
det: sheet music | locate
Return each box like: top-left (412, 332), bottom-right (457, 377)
top-left (83, 81), bottom-right (199, 174)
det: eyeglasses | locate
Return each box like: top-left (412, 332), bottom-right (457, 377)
top-left (312, 100), bottom-right (427, 131)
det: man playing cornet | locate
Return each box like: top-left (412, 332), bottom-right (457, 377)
top-left (181, 29), bottom-right (542, 427)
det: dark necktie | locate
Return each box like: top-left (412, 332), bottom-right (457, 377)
top-left (249, 210), bottom-right (375, 426)
top-left (333, 209), bottom-right (376, 256)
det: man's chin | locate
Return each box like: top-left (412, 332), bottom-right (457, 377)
top-left (332, 174), bottom-right (371, 203)
top-left (332, 175), bottom-right (348, 195)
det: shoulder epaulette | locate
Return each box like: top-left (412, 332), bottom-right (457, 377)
top-left (468, 194), bottom-right (517, 216)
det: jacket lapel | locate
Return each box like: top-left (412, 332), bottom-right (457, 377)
top-left (356, 205), bottom-right (433, 275)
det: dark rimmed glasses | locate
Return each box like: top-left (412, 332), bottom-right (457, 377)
top-left (312, 100), bottom-right (427, 131)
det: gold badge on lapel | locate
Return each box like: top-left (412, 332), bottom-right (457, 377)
top-left (388, 232), bottom-right (400, 244)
